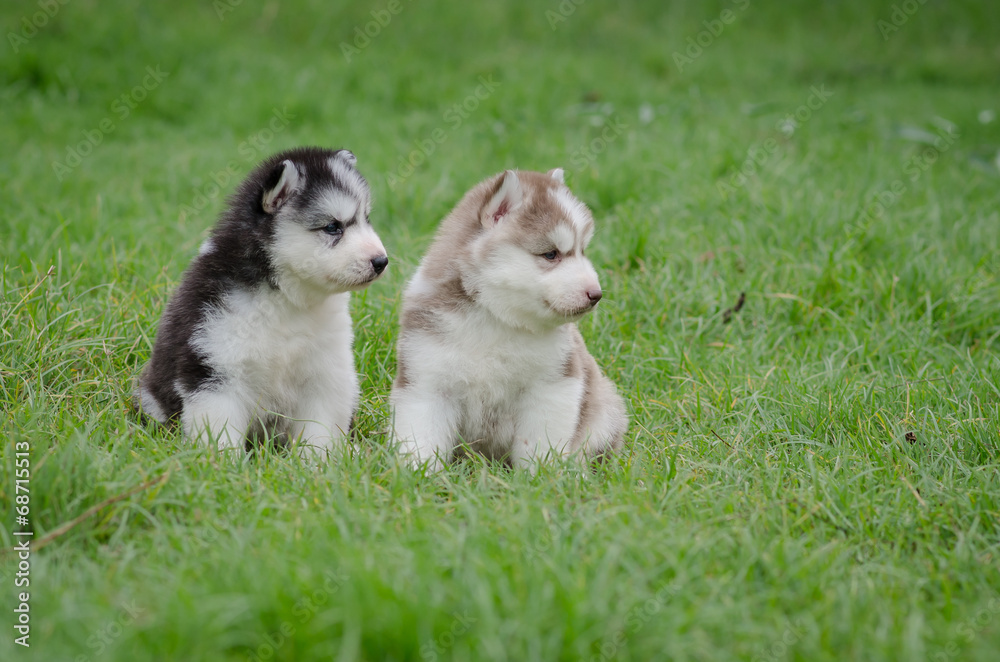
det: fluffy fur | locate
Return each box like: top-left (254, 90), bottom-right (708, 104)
top-left (390, 168), bottom-right (627, 470)
top-left (136, 147), bottom-right (388, 460)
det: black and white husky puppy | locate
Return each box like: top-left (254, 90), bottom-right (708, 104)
top-left (390, 168), bottom-right (627, 470)
top-left (136, 147), bottom-right (388, 460)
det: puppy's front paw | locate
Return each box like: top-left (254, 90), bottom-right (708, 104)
top-left (294, 441), bottom-right (331, 467)
top-left (397, 442), bottom-right (446, 473)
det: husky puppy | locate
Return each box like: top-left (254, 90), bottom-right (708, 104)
top-left (136, 147), bottom-right (388, 460)
top-left (390, 169), bottom-right (627, 470)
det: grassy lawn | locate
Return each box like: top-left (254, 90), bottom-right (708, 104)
top-left (2, 0), bottom-right (999, 660)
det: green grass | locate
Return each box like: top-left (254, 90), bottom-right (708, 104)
top-left (2, 0), bottom-right (999, 660)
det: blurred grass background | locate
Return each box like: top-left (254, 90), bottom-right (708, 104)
top-left (1, 1), bottom-right (999, 660)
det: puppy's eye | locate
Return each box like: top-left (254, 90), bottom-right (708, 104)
top-left (541, 250), bottom-right (558, 261)
top-left (323, 221), bottom-right (344, 236)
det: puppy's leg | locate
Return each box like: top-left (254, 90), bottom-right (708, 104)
top-left (292, 421), bottom-right (347, 464)
top-left (287, 354), bottom-right (359, 463)
top-left (181, 389), bottom-right (251, 452)
top-left (510, 378), bottom-right (585, 471)
top-left (391, 388), bottom-right (458, 471)
top-left (288, 401), bottom-right (353, 464)
top-left (576, 373), bottom-right (629, 457)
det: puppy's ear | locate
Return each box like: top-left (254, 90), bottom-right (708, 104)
top-left (334, 149), bottom-right (358, 168)
top-left (547, 168), bottom-right (565, 184)
top-left (481, 170), bottom-right (523, 228)
top-left (262, 160), bottom-right (302, 214)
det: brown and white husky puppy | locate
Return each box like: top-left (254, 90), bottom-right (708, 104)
top-left (390, 168), bottom-right (627, 470)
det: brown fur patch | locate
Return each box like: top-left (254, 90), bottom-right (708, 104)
top-left (561, 331), bottom-right (585, 379)
top-left (565, 327), bottom-right (627, 454)
top-left (395, 354), bottom-right (410, 389)
top-left (437, 276), bottom-right (476, 309)
top-left (400, 306), bottom-right (439, 334)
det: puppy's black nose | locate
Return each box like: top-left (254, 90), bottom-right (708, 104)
top-left (587, 289), bottom-right (603, 304)
top-left (371, 255), bottom-right (389, 275)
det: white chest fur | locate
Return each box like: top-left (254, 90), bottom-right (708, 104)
top-left (399, 305), bottom-right (583, 458)
top-left (191, 287), bottom-right (357, 414)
